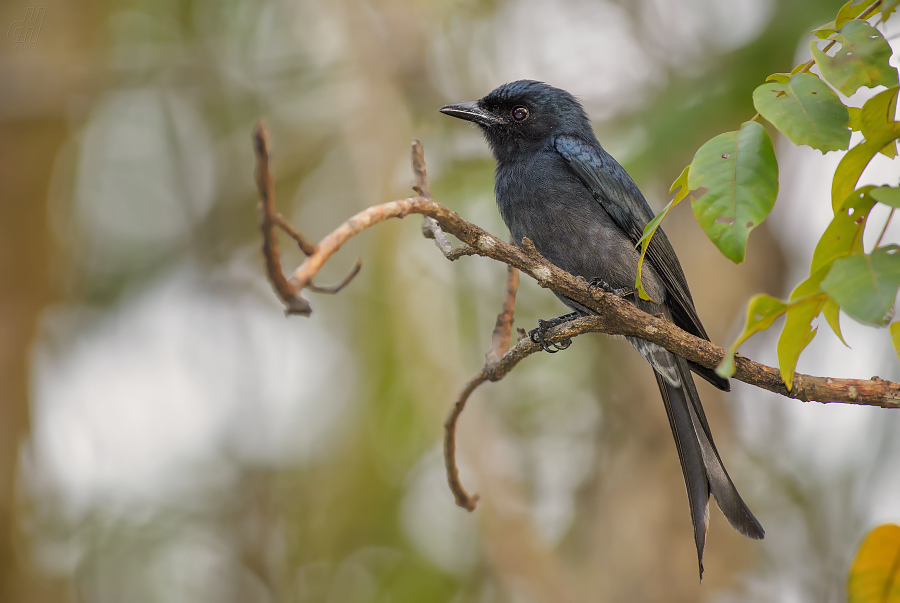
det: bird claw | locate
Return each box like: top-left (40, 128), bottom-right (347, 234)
top-left (528, 315), bottom-right (576, 353)
top-left (589, 277), bottom-right (633, 299)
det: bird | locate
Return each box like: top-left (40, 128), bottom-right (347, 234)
top-left (440, 80), bottom-right (764, 577)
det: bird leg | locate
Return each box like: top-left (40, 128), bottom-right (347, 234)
top-left (589, 277), bottom-right (634, 299)
top-left (528, 312), bottom-right (580, 353)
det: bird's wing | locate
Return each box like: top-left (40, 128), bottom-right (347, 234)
top-left (553, 135), bottom-right (730, 390)
top-left (553, 135), bottom-right (704, 334)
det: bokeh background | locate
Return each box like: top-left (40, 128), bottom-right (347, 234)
top-left (2, 0), bottom-right (900, 601)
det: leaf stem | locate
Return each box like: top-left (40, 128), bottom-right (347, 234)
top-left (875, 208), bottom-right (895, 248)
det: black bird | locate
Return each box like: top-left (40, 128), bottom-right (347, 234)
top-left (440, 80), bottom-right (764, 577)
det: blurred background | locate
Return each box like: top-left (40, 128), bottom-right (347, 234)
top-left (2, 0), bottom-right (900, 601)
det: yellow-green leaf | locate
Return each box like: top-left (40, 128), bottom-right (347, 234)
top-left (822, 298), bottom-right (849, 346)
top-left (883, 0), bottom-right (900, 19)
top-left (811, 21), bottom-right (899, 96)
top-left (752, 73), bottom-right (851, 152)
top-left (832, 139), bottom-right (894, 212)
top-left (891, 322), bottom-right (900, 364)
top-left (689, 121), bottom-right (779, 264)
top-left (717, 294), bottom-right (790, 378)
top-left (836, 0), bottom-right (879, 29)
top-left (777, 278), bottom-right (827, 390)
top-left (848, 106), bottom-right (862, 131)
top-left (811, 21), bottom-right (837, 40)
top-left (813, 186), bottom-right (876, 275)
top-left (766, 73), bottom-right (791, 84)
top-left (635, 166), bottom-right (690, 301)
top-left (848, 524), bottom-right (900, 603)
top-left (861, 86), bottom-right (900, 159)
top-left (832, 90), bottom-right (900, 211)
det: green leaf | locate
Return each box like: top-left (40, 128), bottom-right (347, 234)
top-left (752, 73), bottom-right (851, 152)
top-left (835, 0), bottom-right (878, 28)
top-left (811, 21), bottom-right (899, 96)
top-left (821, 245), bottom-right (900, 325)
top-left (688, 121), bottom-right (779, 264)
top-left (766, 73), bottom-right (791, 84)
top-left (891, 322), bottom-right (900, 364)
top-left (822, 298), bottom-right (849, 346)
top-left (635, 166), bottom-right (689, 301)
top-left (811, 22), bottom-right (837, 40)
top-left (860, 86), bottom-right (900, 159)
top-left (717, 294), bottom-right (790, 379)
top-left (832, 89), bottom-right (900, 204)
top-left (871, 186), bottom-right (900, 208)
top-left (777, 278), bottom-right (826, 390)
top-left (832, 138), bottom-right (894, 211)
top-left (847, 106), bottom-right (862, 131)
top-left (848, 524), bottom-right (900, 603)
top-left (812, 186), bottom-right (876, 275)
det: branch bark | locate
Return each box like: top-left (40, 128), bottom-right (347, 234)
top-left (252, 122), bottom-right (900, 511)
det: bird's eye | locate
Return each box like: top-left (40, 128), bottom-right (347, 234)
top-left (511, 106), bottom-right (529, 122)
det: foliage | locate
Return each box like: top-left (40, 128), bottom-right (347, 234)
top-left (638, 0), bottom-right (900, 389)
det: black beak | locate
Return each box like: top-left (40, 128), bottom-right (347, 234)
top-left (439, 101), bottom-right (505, 127)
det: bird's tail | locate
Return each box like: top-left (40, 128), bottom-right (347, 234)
top-left (654, 352), bottom-right (765, 577)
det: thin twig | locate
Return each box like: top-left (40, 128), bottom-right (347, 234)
top-left (253, 120), bottom-right (312, 316)
top-left (273, 211), bottom-right (317, 256)
top-left (875, 208), bottom-right (895, 249)
top-left (412, 139), bottom-right (474, 260)
top-left (487, 266), bottom-right (519, 364)
top-left (444, 374), bottom-right (487, 511)
top-left (444, 264), bottom-right (519, 510)
top-left (307, 259), bottom-right (363, 294)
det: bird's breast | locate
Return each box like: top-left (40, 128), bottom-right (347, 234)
top-left (493, 154), bottom-right (666, 301)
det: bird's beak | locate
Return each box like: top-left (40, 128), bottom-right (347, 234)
top-left (439, 101), bottom-right (504, 127)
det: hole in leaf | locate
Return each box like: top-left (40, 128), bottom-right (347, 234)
top-left (715, 216), bottom-right (735, 225)
top-left (754, 313), bottom-right (764, 320)
top-left (746, 221), bottom-right (754, 228)
top-left (848, 207), bottom-right (855, 215)
top-left (721, 153), bottom-right (730, 159)
top-left (888, 248), bottom-right (898, 255)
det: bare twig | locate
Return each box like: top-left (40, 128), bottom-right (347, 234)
top-left (307, 259), bottom-right (363, 294)
top-left (445, 264), bottom-right (519, 510)
top-left (444, 374), bottom-right (487, 511)
top-left (487, 265), bottom-right (519, 364)
top-left (253, 120), bottom-right (312, 316)
top-left (412, 139), bottom-right (476, 261)
top-left (253, 119), bottom-right (361, 313)
top-left (273, 211), bottom-right (317, 256)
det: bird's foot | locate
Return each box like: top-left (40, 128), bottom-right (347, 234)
top-left (528, 312), bottom-right (579, 353)
top-left (589, 277), bottom-right (634, 299)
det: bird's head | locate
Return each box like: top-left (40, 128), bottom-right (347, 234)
top-left (440, 80), bottom-right (592, 161)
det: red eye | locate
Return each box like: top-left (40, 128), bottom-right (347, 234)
top-left (511, 106), bottom-right (528, 121)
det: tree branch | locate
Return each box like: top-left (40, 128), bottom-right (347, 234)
top-left (253, 120), bottom-right (360, 314)
top-left (252, 124), bottom-right (900, 510)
